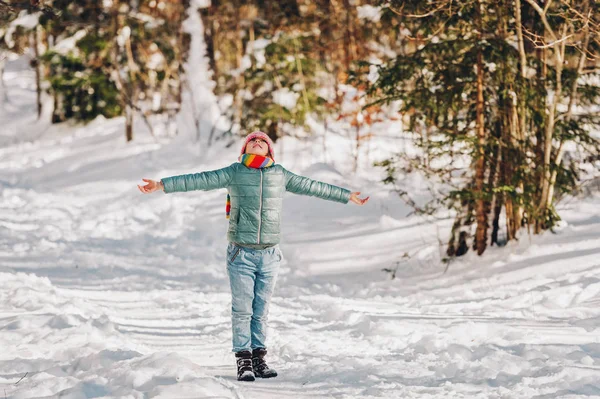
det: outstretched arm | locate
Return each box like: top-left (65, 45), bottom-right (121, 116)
top-left (283, 167), bottom-right (369, 205)
top-left (138, 163), bottom-right (236, 194)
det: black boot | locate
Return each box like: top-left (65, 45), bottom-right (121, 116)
top-left (235, 350), bottom-right (255, 381)
top-left (252, 348), bottom-right (278, 378)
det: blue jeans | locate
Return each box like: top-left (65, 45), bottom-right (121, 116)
top-left (226, 242), bottom-right (282, 353)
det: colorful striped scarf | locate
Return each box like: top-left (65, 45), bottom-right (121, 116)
top-left (226, 154), bottom-right (275, 218)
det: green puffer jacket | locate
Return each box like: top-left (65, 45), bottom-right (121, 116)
top-left (160, 162), bottom-right (351, 245)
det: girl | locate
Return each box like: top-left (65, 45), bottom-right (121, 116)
top-left (138, 131), bottom-right (369, 381)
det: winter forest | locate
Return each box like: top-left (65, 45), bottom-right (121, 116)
top-left (1, 0), bottom-right (600, 398)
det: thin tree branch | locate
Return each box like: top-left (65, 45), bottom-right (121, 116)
top-left (14, 372), bottom-right (27, 385)
top-left (523, 0), bottom-right (559, 42)
top-left (531, 33), bottom-right (574, 49)
top-left (389, 2), bottom-right (449, 18)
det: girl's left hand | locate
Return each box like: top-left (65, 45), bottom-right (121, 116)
top-left (349, 191), bottom-right (369, 205)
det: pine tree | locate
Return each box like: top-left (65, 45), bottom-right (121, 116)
top-left (365, 0), bottom-right (600, 256)
top-left (1, 0), bottom-right (190, 140)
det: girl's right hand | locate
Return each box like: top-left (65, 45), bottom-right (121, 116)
top-left (138, 178), bottom-right (163, 194)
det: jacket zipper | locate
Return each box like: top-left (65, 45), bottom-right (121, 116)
top-left (257, 169), bottom-right (263, 244)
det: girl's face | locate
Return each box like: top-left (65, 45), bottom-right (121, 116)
top-left (245, 137), bottom-right (269, 157)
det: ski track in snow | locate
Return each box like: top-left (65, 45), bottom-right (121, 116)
top-left (1, 58), bottom-right (600, 399)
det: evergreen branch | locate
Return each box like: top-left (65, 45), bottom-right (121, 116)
top-left (0, 0), bottom-right (58, 17)
top-left (385, 0), bottom-right (457, 41)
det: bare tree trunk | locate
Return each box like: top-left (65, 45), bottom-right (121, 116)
top-left (504, 91), bottom-right (521, 240)
top-left (233, 5), bottom-right (245, 133)
top-left (514, 0), bottom-right (527, 84)
top-left (447, 188), bottom-right (475, 258)
top-left (523, 0), bottom-right (569, 232)
top-left (512, 0), bottom-right (527, 234)
top-left (111, 4), bottom-right (136, 142)
top-left (294, 37), bottom-right (310, 114)
top-left (491, 193), bottom-right (503, 246)
top-left (488, 119), bottom-right (502, 246)
top-left (323, 118), bottom-right (328, 163)
top-left (538, 58), bottom-right (561, 230)
top-left (125, 104), bottom-right (133, 142)
top-left (354, 123), bottom-right (360, 173)
top-left (546, 0), bottom-right (590, 211)
top-left (0, 53), bottom-right (7, 104)
top-left (532, 45), bottom-right (547, 233)
top-left (199, 4), bottom-right (218, 77)
top-left (423, 123), bottom-right (430, 169)
top-left (474, 0), bottom-right (488, 255)
top-left (32, 27), bottom-right (42, 119)
top-left (341, 0), bottom-right (352, 70)
top-left (316, 0), bottom-right (333, 64)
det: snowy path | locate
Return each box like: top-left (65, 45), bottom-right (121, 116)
top-left (1, 61), bottom-right (600, 398)
top-left (1, 152), bottom-right (599, 398)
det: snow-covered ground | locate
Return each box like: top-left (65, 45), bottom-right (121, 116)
top-left (1, 54), bottom-right (600, 399)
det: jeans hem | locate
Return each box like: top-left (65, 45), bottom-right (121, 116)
top-left (232, 347), bottom-right (251, 353)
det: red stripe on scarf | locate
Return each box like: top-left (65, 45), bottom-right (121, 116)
top-left (248, 155), bottom-right (265, 168)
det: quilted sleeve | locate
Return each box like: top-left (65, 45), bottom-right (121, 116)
top-left (282, 166), bottom-right (351, 204)
top-left (161, 163), bottom-right (237, 193)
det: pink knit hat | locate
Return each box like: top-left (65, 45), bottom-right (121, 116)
top-left (240, 131), bottom-right (275, 160)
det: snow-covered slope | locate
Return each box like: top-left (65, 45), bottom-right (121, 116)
top-left (1, 57), bottom-right (599, 399)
